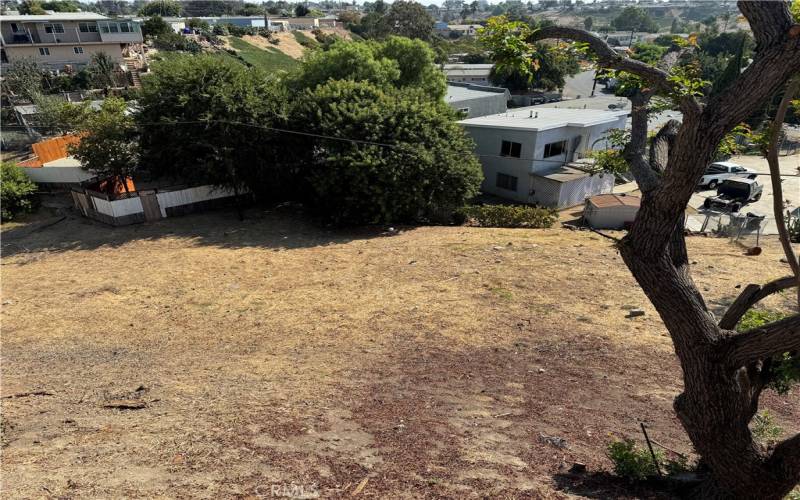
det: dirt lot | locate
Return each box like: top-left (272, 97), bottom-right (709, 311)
top-left (2, 207), bottom-right (798, 498)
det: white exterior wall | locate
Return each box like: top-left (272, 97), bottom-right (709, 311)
top-left (462, 125), bottom-right (535, 203)
top-left (23, 165), bottom-right (94, 184)
top-left (585, 204), bottom-right (639, 229)
top-left (4, 43), bottom-right (124, 68)
top-left (463, 116), bottom-right (626, 205)
top-left (156, 185), bottom-right (236, 218)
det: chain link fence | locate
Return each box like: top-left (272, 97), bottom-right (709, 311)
top-left (687, 209), bottom-right (800, 248)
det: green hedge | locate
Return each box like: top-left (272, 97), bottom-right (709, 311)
top-left (1, 162), bottom-right (37, 221)
top-left (459, 205), bottom-right (557, 228)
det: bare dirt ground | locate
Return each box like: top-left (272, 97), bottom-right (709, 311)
top-left (2, 207), bottom-right (798, 498)
top-left (242, 33), bottom-right (306, 60)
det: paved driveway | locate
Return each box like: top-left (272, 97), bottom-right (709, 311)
top-left (689, 154), bottom-right (800, 235)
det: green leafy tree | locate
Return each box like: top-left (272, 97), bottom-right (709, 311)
top-left (69, 98), bottom-right (138, 191)
top-left (18, 0), bottom-right (46, 14)
top-left (153, 32), bottom-right (201, 53)
top-left (480, 17), bottom-right (580, 91)
top-left (378, 0), bottom-right (435, 41)
top-left (139, 0), bottom-right (181, 16)
top-left (3, 58), bottom-right (43, 100)
top-left (291, 80), bottom-right (482, 224)
top-left (0, 162), bottom-right (37, 221)
top-left (182, 0), bottom-right (229, 16)
top-left (186, 17), bottom-right (210, 31)
top-left (288, 37), bottom-right (446, 100)
top-left (141, 16), bottom-right (172, 38)
top-left (583, 16), bottom-right (593, 31)
top-left (137, 55), bottom-right (289, 202)
top-left (610, 6), bottom-right (658, 33)
top-left (87, 51), bottom-right (120, 89)
top-left (294, 3), bottom-right (309, 16)
top-left (41, 1), bottom-right (80, 12)
top-left (31, 94), bottom-right (92, 135)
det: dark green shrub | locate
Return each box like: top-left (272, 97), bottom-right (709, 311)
top-left (460, 205), bottom-right (557, 229)
top-left (154, 32), bottom-right (201, 53)
top-left (1, 162), bottom-right (37, 221)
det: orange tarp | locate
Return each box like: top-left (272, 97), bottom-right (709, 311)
top-left (19, 135), bottom-right (81, 168)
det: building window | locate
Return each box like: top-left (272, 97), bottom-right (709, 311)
top-left (39, 47), bottom-right (51, 56)
top-left (457, 107), bottom-right (470, 116)
top-left (500, 140), bottom-right (522, 158)
top-left (543, 140), bottom-right (567, 158)
top-left (79, 22), bottom-right (98, 33)
top-left (73, 46), bottom-right (84, 54)
top-left (119, 22), bottom-right (133, 33)
top-left (109, 23), bottom-right (119, 33)
top-left (44, 23), bottom-right (65, 34)
top-left (10, 22), bottom-right (20, 33)
top-left (496, 173), bottom-right (518, 191)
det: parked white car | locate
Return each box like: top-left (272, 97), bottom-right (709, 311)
top-left (698, 161), bottom-right (757, 189)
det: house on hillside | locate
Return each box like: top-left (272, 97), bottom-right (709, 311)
top-left (442, 63), bottom-right (493, 86)
top-left (459, 107), bottom-right (628, 207)
top-left (446, 83), bottom-right (509, 118)
top-left (0, 13), bottom-right (144, 71)
top-left (447, 24), bottom-right (482, 36)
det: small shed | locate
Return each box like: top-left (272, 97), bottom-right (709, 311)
top-left (583, 193), bottom-right (641, 229)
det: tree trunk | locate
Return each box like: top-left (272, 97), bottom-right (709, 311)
top-left (620, 224), bottom-right (798, 499)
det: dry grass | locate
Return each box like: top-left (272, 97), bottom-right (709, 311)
top-left (2, 207), bottom-right (797, 498)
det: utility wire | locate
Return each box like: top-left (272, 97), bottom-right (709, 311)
top-left (5, 119), bottom-right (800, 173)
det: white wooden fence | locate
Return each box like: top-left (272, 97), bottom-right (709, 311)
top-left (72, 185), bottom-right (238, 226)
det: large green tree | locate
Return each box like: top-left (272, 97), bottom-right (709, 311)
top-left (610, 6), bottom-right (659, 33)
top-left (139, 0), bottom-right (181, 16)
top-left (377, 0), bottom-right (435, 40)
top-left (291, 80), bottom-right (482, 224)
top-left (3, 58), bottom-right (43, 100)
top-left (137, 55), bottom-right (289, 202)
top-left (479, 17), bottom-right (580, 91)
top-left (288, 37), bottom-right (446, 100)
top-left (70, 98), bottom-right (138, 191)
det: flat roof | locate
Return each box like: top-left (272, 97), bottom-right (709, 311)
top-left (588, 193), bottom-right (641, 208)
top-left (459, 107), bottom-right (628, 132)
top-left (533, 166), bottom-right (593, 183)
top-left (443, 64), bottom-right (494, 69)
top-left (1, 12), bottom-right (108, 22)
top-left (446, 84), bottom-right (507, 102)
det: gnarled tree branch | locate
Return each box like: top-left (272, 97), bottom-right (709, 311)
top-left (726, 313), bottom-right (800, 367)
top-left (623, 90), bottom-right (661, 192)
top-left (649, 119), bottom-right (680, 174)
top-left (766, 76), bottom-right (800, 307)
top-left (529, 26), bottom-right (674, 94)
top-left (719, 276), bottom-right (799, 330)
top-left (738, 0), bottom-right (796, 52)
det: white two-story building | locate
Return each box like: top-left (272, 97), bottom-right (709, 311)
top-left (0, 12), bottom-right (144, 71)
top-left (459, 107), bottom-right (628, 208)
